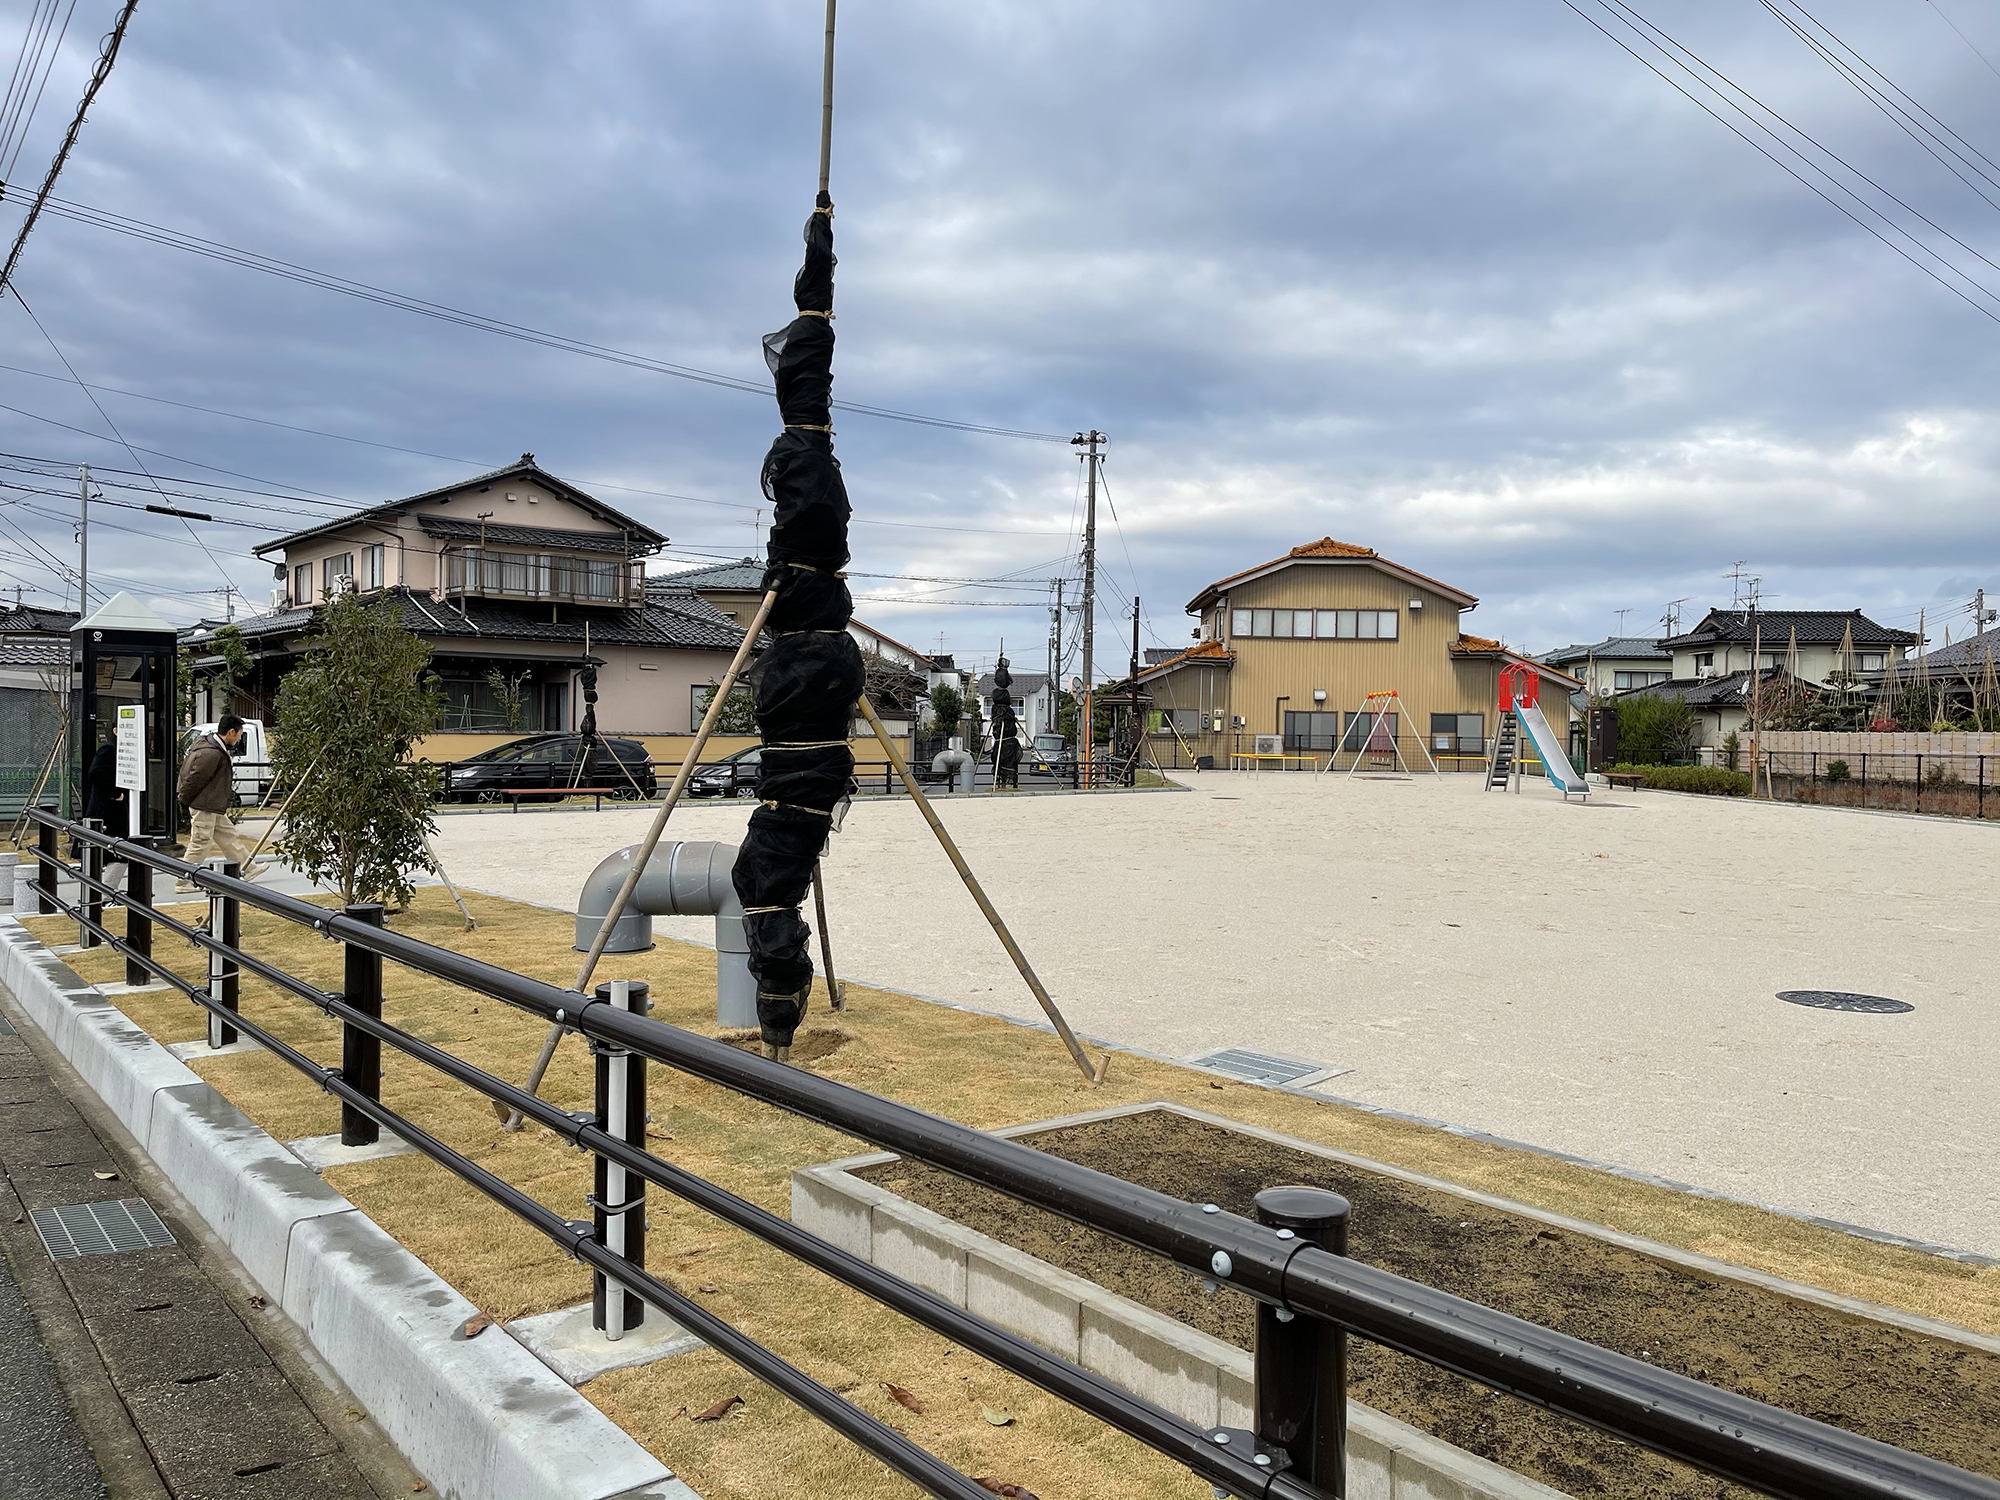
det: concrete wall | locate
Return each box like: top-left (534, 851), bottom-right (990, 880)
top-left (1753, 729), bottom-right (2000, 758)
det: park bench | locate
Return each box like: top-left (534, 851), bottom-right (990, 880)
top-left (1604, 771), bottom-right (1644, 790)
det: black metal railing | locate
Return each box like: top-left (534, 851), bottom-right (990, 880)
top-left (23, 808), bottom-right (2000, 1500)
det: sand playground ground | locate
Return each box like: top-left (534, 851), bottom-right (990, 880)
top-left (425, 768), bottom-right (1998, 1259)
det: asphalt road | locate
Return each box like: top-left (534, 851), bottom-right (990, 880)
top-left (0, 1230), bottom-right (105, 1500)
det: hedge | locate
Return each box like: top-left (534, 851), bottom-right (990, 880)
top-left (1607, 763), bottom-right (1751, 796)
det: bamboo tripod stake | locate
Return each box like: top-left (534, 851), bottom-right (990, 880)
top-left (857, 694), bottom-right (1105, 1085)
top-left (497, 586), bottom-right (779, 1128)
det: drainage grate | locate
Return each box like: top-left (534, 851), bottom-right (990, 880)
top-left (1190, 1047), bottom-right (1327, 1086)
top-left (31, 1198), bottom-right (176, 1259)
top-left (1778, 991), bottom-right (1913, 1015)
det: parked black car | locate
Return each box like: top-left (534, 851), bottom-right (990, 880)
top-left (444, 735), bottom-right (656, 803)
top-left (686, 746), bottom-right (761, 798)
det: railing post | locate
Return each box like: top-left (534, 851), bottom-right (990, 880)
top-left (82, 819), bottom-right (103, 948)
top-left (36, 817), bottom-right (57, 915)
top-left (1253, 1185), bottom-right (1350, 1494)
top-left (592, 979), bottom-right (649, 1339)
top-left (206, 860), bottom-right (240, 1049)
top-left (339, 903), bottom-right (386, 1146)
top-left (125, 841), bottom-right (152, 987)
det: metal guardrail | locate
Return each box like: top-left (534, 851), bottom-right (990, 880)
top-left (23, 808), bottom-right (2000, 1500)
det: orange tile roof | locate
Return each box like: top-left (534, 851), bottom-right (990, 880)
top-left (1188, 537), bottom-right (1476, 610)
top-left (1453, 633), bottom-right (1502, 652)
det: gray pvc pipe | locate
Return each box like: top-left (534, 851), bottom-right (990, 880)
top-left (931, 747), bottom-right (975, 793)
top-left (574, 840), bottom-right (756, 1029)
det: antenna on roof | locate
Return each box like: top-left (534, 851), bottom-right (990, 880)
top-left (1613, 608), bottom-right (1631, 634)
top-left (1662, 597), bottom-right (1688, 636)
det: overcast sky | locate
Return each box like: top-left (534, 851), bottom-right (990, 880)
top-left (3, 0), bottom-right (1997, 677)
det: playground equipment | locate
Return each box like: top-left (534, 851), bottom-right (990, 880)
top-left (1339, 689), bottom-right (1437, 778)
top-left (1488, 663), bottom-right (1589, 801)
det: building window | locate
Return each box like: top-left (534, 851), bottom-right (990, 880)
top-left (1282, 710), bottom-right (1343, 750)
top-left (1695, 652), bottom-right (1714, 671)
top-left (1229, 607), bottom-right (1400, 639)
top-left (1613, 670), bottom-right (1672, 691)
top-left (1859, 653), bottom-right (1884, 671)
top-left (322, 552), bottom-right (354, 594)
top-left (359, 543), bottom-right (385, 590)
top-left (1429, 713), bottom-right (1485, 753)
top-left (293, 563), bottom-right (312, 607)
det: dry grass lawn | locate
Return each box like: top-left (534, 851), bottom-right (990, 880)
top-left (20, 887), bottom-right (2000, 1499)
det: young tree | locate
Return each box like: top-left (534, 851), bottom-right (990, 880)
top-left (693, 682), bottom-right (759, 734)
top-left (273, 595), bottom-right (444, 907)
top-left (928, 681), bottom-right (964, 740)
top-left (178, 624), bottom-right (255, 726)
top-left (485, 667), bottom-right (531, 731)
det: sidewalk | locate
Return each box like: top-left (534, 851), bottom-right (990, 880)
top-left (0, 976), bottom-right (421, 1499)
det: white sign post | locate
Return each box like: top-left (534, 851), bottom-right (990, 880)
top-left (114, 704), bottom-right (145, 838)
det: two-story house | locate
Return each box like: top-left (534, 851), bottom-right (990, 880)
top-left (1660, 608), bottom-right (1918, 685)
top-left (185, 456), bottom-right (748, 737)
top-left (1537, 636), bottom-right (1674, 699)
top-left (1140, 537), bottom-right (1579, 767)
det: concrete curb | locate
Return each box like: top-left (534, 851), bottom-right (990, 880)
top-left (0, 915), bottom-right (695, 1500)
top-left (796, 1100), bottom-right (2000, 1499)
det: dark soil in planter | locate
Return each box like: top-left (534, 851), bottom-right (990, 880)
top-left (857, 1109), bottom-right (2000, 1500)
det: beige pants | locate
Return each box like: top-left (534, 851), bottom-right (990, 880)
top-left (184, 809), bottom-right (256, 872)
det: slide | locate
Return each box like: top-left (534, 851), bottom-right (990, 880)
top-left (1513, 701), bottom-right (1589, 800)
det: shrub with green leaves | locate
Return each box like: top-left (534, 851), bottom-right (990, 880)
top-left (273, 594), bottom-right (444, 906)
top-left (1613, 692), bottom-right (1699, 765)
top-left (1824, 759), bottom-right (1851, 782)
top-left (1607, 762), bottom-right (1751, 796)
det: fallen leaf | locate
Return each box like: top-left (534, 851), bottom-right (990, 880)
top-left (981, 1406), bottom-right (1014, 1427)
top-left (92, 1171), bottom-right (118, 1181)
top-left (1208, 1081), bottom-right (1223, 1089)
top-left (411, 1485), bottom-right (427, 1494)
top-left (667, 1405), bottom-right (687, 1421)
top-left (972, 1481), bottom-right (1039, 1498)
top-left (692, 1395), bottom-right (742, 1422)
top-left (645, 1128), bottom-right (674, 1141)
top-left (246, 1295), bottom-right (267, 1310)
top-left (459, 1313), bottom-right (492, 1339)
top-left (698, 1284), bottom-right (719, 1295)
top-left (883, 1382), bottom-right (924, 1415)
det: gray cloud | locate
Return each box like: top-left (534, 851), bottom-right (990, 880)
top-left (3, 0), bottom-right (1996, 666)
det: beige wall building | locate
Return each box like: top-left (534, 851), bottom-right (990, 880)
top-left (1139, 538), bottom-right (1578, 768)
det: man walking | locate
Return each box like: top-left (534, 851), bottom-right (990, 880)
top-left (176, 715), bottom-right (270, 891)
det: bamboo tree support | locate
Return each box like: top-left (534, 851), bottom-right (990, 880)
top-left (812, 864), bottom-right (844, 1016)
top-left (244, 750), bottom-right (325, 865)
top-left (6, 723), bottom-right (64, 845)
top-left (857, 693), bottom-right (1104, 1085)
top-left (497, 587), bottom-right (778, 1129)
top-left (422, 834), bottom-right (477, 932)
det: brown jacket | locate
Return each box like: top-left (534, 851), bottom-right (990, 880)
top-left (177, 736), bottom-right (235, 813)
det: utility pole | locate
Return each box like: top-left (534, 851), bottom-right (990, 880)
top-left (1047, 577), bottom-right (1063, 736)
top-left (1071, 430), bottom-right (1104, 776)
top-left (77, 463), bottom-right (88, 613)
top-left (1129, 595), bottom-right (1141, 757)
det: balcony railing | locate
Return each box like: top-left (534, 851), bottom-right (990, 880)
top-left (443, 547), bottom-right (643, 606)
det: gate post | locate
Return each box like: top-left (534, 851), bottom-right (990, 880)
top-left (36, 818), bottom-right (57, 915)
top-left (339, 904), bottom-right (386, 1146)
top-left (82, 820), bottom-right (103, 947)
top-left (1253, 1185), bottom-right (1350, 1493)
top-left (592, 979), bottom-right (649, 1338)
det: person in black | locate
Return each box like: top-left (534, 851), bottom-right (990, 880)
top-left (78, 732), bottom-right (129, 889)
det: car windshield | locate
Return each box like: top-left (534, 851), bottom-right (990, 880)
top-left (1034, 735), bottom-right (1065, 752)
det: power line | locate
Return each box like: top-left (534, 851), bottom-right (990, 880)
top-left (0, 0), bottom-right (139, 298)
top-left (35, 191), bottom-right (1071, 443)
top-left (0, 0), bottom-right (79, 183)
top-left (1926, 0), bottom-right (2000, 85)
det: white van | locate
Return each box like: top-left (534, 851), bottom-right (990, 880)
top-left (185, 720), bottom-right (274, 805)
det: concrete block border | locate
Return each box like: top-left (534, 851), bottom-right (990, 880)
top-left (0, 915), bottom-right (695, 1500)
top-left (793, 1100), bottom-right (2000, 1500)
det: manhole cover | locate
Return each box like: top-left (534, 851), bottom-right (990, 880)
top-left (1778, 991), bottom-right (1913, 1014)
top-left (31, 1199), bottom-right (176, 1259)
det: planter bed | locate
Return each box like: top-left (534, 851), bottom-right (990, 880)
top-left (853, 1104), bottom-right (2000, 1500)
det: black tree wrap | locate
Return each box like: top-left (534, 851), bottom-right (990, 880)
top-left (734, 194), bottom-right (860, 1046)
top-left (991, 657), bottom-right (1022, 790)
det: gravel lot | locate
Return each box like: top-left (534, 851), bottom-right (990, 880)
top-left (431, 770), bottom-right (2000, 1257)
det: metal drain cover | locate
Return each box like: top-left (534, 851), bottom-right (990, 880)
top-left (32, 1198), bottom-right (176, 1259)
top-left (1191, 1047), bottom-right (1330, 1086)
top-left (1778, 991), bottom-right (1913, 1014)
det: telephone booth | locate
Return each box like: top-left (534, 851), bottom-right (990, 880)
top-left (71, 591), bottom-right (178, 838)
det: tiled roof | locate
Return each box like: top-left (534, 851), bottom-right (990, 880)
top-left (1134, 638), bottom-right (1235, 682)
top-left (1538, 635), bottom-right (1670, 665)
top-left (1621, 669), bottom-right (1796, 706)
top-left (1893, 629), bottom-right (2000, 675)
top-left (1188, 537), bottom-right (1477, 611)
top-left (0, 638), bottom-right (67, 667)
top-left (1663, 609), bottom-right (1918, 649)
top-left (649, 558), bottom-right (767, 592)
top-left (1451, 633), bottom-right (1503, 653)
top-left (1449, 634), bottom-right (1584, 687)
top-left (0, 603), bottom-right (79, 634)
top-left (418, 517), bottom-right (640, 555)
top-left (254, 457), bottom-right (667, 556)
top-left (189, 588), bottom-right (743, 653)
top-left (977, 670), bottom-right (1050, 697)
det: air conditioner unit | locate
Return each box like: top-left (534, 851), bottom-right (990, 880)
top-left (1254, 734), bottom-right (1282, 756)
top-left (270, 587), bottom-right (289, 609)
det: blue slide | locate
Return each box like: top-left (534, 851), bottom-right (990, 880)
top-left (1514, 701), bottom-right (1589, 801)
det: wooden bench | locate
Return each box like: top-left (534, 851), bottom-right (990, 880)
top-left (1604, 771), bottom-right (1644, 791)
top-left (498, 787), bottom-right (620, 812)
